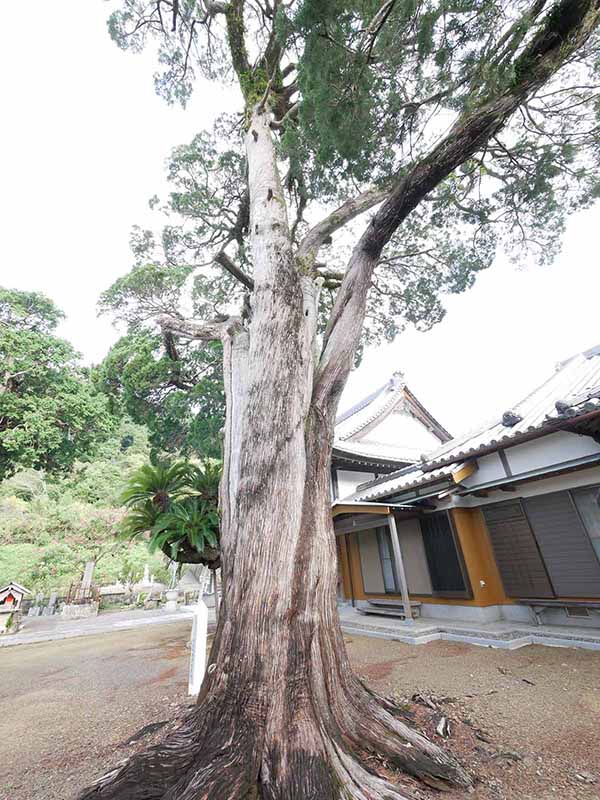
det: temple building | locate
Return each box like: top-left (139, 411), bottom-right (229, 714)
top-left (333, 345), bottom-right (600, 638)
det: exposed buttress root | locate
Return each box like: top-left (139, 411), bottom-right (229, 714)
top-left (78, 676), bottom-right (471, 800)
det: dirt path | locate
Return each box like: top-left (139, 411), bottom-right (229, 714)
top-left (348, 635), bottom-right (600, 799)
top-left (1, 624), bottom-right (598, 799)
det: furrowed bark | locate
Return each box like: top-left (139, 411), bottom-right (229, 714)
top-left (80, 107), bottom-right (469, 800)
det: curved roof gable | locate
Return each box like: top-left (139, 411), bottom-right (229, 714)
top-left (333, 371), bottom-right (451, 465)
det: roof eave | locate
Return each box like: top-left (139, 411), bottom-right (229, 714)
top-left (422, 407), bottom-right (600, 472)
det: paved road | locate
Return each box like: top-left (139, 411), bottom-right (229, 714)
top-left (0, 606), bottom-right (216, 648)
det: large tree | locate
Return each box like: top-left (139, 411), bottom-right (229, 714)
top-left (82, 2), bottom-right (600, 798)
top-left (0, 289), bottom-right (115, 479)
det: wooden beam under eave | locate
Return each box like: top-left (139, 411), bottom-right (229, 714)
top-left (452, 460), bottom-right (478, 484)
top-left (332, 503), bottom-right (391, 517)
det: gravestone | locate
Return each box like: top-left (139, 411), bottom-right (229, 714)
top-left (82, 561), bottom-right (95, 591)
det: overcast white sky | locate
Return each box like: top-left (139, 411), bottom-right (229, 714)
top-left (2, 1), bottom-right (599, 438)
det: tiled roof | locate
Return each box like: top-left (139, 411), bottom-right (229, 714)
top-left (347, 465), bottom-right (456, 502)
top-left (335, 372), bottom-right (408, 441)
top-left (333, 371), bottom-right (451, 467)
top-left (423, 344), bottom-right (600, 469)
top-left (347, 344), bottom-right (600, 502)
top-left (332, 440), bottom-right (421, 465)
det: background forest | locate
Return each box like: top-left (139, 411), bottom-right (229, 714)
top-left (0, 286), bottom-right (223, 591)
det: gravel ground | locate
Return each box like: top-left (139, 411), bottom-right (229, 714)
top-left (347, 635), bottom-right (600, 799)
top-left (1, 623), bottom-right (599, 800)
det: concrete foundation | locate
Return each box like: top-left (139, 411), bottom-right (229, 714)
top-left (339, 605), bottom-right (600, 651)
top-left (420, 603), bottom-right (504, 624)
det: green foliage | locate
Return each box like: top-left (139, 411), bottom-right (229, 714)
top-left (95, 330), bottom-right (224, 460)
top-left (98, 262), bottom-right (193, 327)
top-left (0, 288), bottom-right (115, 480)
top-left (97, 195), bottom-right (229, 459)
top-left (121, 461), bottom-right (195, 510)
top-left (151, 499), bottom-right (219, 558)
top-left (0, 424), bottom-right (167, 592)
top-left (0, 287), bottom-right (65, 333)
top-left (101, 1), bottom-right (600, 364)
top-left (121, 459), bottom-right (221, 564)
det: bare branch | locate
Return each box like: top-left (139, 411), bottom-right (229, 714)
top-left (297, 185), bottom-right (389, 268)
top-left (281, 62), bottom-right (296, 78)
top-left (257, 74), bottom-right (276, 113)
top-left (270, 101), bottom-right (299, 130)
top-left (158, 314), bottom-right (243, 342)
top-left (214, 249), bottom-right (255, 290)
top-left (358, 0), bottom-right (397, 63)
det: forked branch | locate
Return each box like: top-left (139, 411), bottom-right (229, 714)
top-left (315, 0), bottom-right (600, 412)
top-left (297, 185), bottom-right (390, 268)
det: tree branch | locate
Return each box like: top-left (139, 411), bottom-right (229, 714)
top-left (158, 314), bottom-right (243, 342)
top-left (214, 249), bottom-right (255, 290)
top-left (225, 0), bottom-right (251, 91)
top-left (270, 101), bottom-right (299, 130)
top-left (297, 185), bottom-right (390, 268)
top-left (314, 0), bottom-right (600, 414)
top-left (201, 0), bottom-right (231, 14)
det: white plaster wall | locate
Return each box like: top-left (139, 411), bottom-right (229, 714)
top-left (461, 451), bottom-right (505, 488)
top-left (361, 411), bottom-right (442, 451)
top-left (336, 470), bottom-right (375, 499)
top-left (459, 432), bottom-right (600, 495)
top-left (451, 465), bottom-right (600, 509)
top-left (506, 431), bottom-right (600, 475)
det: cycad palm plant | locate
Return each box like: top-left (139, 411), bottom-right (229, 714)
top-left (121, 461), bottom-right (193, 511)
top-left (121, 460), bottom-right (221, 567)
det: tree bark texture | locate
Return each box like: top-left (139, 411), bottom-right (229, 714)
top-left (79, 110), bottom-right (470, 800)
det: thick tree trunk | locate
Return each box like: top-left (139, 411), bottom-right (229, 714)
top-left (79, 110), bottom-right (470, 800)
top-left (79, 416), bottom-right (470, 799)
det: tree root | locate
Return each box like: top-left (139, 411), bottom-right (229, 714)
top-left (79, 600), bottom-right (471, 799)
top-left (78, 681), bottom-right (471, 800)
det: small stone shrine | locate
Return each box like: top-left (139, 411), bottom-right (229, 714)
top-left (0, 582), bottom-right (31, 635)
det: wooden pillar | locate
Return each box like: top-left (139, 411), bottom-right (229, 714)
top-left (387, 512), bottom-right (413, 624)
